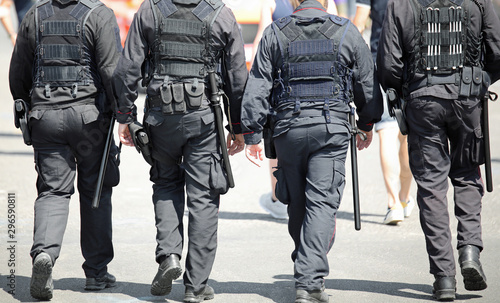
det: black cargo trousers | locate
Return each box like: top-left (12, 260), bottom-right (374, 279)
top-left (406, 96), bottom-right (484, 277)
top-left (273, 122), bottom-right (349, 291)
top-left (29, 104), bottom-right (115, 279)
top-left (144, 105), bottom-right (228, 294)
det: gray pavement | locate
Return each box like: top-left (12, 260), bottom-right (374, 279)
top-left (0, 21), bottom-right (499, 303)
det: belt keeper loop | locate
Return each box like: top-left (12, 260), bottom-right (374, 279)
top-left (293, 99), bottom-right (301, 115)
top-left (44, 84), bottom-right (51, 98)
top-left (71, 83), bottom-right (78, 98)
top-left (323, 98), bottom-right (331, 123)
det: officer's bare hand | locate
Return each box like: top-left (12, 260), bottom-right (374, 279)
top-left (356, 130), bottom-right (373, 150)
top-left (227, 133), bottom-right (245, 155)
top-left (245, 144), bottom-right (264, 167)
top-left (118, 123), bottom-right (134, 147)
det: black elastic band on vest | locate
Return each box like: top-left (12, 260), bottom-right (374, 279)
top-left (160, 19), bottom-right (204, 36)
top-left (41, 20), bottom-right (79, 36)
top-left (41, 44), bottom-right (81, 60)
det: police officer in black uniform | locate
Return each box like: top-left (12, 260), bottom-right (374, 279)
top-left (112, 0), bottom-right (247, 302)
top-left (9, 0), bottom-right (122, 300)
top-left (377, 0), bottom-right (500, 300)
top-left (242, 1), bottom-right (382, 302)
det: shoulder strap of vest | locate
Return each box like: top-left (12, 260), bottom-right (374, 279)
top-left (203, 1), bottom-right (224, 68)
top-left (193, 0), bottom-right (224, 21)
top-left (36, 0), bottom-right (52, 8)
top-left (272, 15), bottom-right (293, 56)
top-left (318, 15), bottom-right (348, 39)
top-left (153, 0), bottom-right (178, 18)
top-left (37, 0), bottom-right (54, 21)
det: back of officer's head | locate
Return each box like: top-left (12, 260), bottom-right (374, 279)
top-left (298, 0), bottom-right (328, 9)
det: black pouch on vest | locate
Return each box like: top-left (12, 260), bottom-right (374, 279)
top-left (172, 83), bottom-right (186, 112)
top-left (459, 66), bottom-right (472, 97)
top-left (470, 66), bottom-right (482, 96)
top-left (161, 84), bottom-right (173, 114)
top-left (185, 82), bottom-right (204, 109)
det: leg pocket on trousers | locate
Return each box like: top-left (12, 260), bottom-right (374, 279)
top-left (209, 152), bottom-right (229, 195)
top-left (273, 165), bottom-right (290, 205)
top-left (34, 151), bottom-right (48, 188)
top-left (332, 160), bottom-right (346, 209)
top-left (470, 126), bottom-right (485, 165)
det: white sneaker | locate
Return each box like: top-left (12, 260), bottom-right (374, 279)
top-left (401, 196), bottom-right (415, 218)
top-left (383, 205), bottom-right (404, 225)
top-left (259, 192), bottom-right (288, 219)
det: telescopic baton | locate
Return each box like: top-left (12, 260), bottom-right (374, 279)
top-left (92, 116), bottom-right (115, 208)
top-left (483, 91), bottom-right (497, 192)
top-left (208, 70), bottom-right (235, 188)
top-left (349, 107), bottom-right (362, 231)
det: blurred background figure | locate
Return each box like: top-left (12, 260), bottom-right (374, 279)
top-left (353, 0), bottom-right (414, 225)
top-left (250, 0), bottom-right (338, 220)
top-left (13, 0), bottom-right (33, 23)
top-left (1, 0), bottom-right (18, 45)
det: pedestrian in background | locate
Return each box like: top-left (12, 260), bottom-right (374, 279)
top-left (9, 0), bottom-right (122, 300)
top-left (377, 0), bottom-right (500, 300)
top-left (353, 0), bottom-right (415, 225)
top-left (113, 0), bottom-right (247, 302)
top-left (242, 0), bottom-right (382, 302)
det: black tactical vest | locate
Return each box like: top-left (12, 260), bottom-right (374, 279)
top-left (405, 0), bottom-right (484, 96)
top-left (34, 0), bottom-right (102, 99)
top-left (150, 0), bottom-right (224, 81)
top-left (271, 14), bottom-right (353, 123)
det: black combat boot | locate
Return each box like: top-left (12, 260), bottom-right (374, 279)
top-left (432, 276), bottom-right (456, 301)
top-left (30, 252), bottom-right (53, 301)
top-left (151, 254), bottom-right (182, 296)
top-left (458, 245), bottom-right (487, 291)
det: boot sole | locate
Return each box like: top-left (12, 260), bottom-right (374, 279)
top-left (151, 266), bottom-right (182, 296)
top-left (432, 289), bottom-right (456, 301)
top-left (462, 262), bottom-right (487, 291)
top-left (184, 293), bottom-right (215, 303)
top-left (30, 256), bottom-right (53, 300)
top-left (85, 281), bottom-right (117, 291)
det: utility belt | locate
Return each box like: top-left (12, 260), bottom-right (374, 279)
top-left (147, 82), bottom-right (211, 114)
top-left (275, 107), bottom-right (348, 122)
top-left (408, 66), bottom-right (486, 98)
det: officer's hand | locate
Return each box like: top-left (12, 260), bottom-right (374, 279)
top-left (118, 123), bottom-right (134, 147)
top-left (356, 130), bottom-right (372, 150)
top-left (227, 133), bottom-right (245, 155)
top-left (245, 144), bottom-right (264, 167)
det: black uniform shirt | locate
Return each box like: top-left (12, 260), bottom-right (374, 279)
top-left (112, 0), bottom-right (248, 133)
top-left (376, 0), bottom-right (500, 100)
top-left (241, 0), bottom-right (382, 145)
top-left (9, 0), bottom-right (122, 110)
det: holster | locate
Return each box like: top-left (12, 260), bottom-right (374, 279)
top-left (13, 99), bottom-right (31, 145)
top-left (386, 88), bottom-right (408, 135)
top-left (128, 121), bottom-right (153, 166)
top-left (263, 114), bottom-right (277, 159)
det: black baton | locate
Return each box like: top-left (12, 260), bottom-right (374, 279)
top-left (349, 107), bottom-right (362, 231)
top-left (483, 91), bottom-right (497, 192)
top-left (92, 116), bottom-right (115, 208)
top-left (208, 70), bottom-right (235, 188)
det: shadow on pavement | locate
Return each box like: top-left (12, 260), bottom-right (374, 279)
top-left (326, 278), bottom-right (483, 301)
